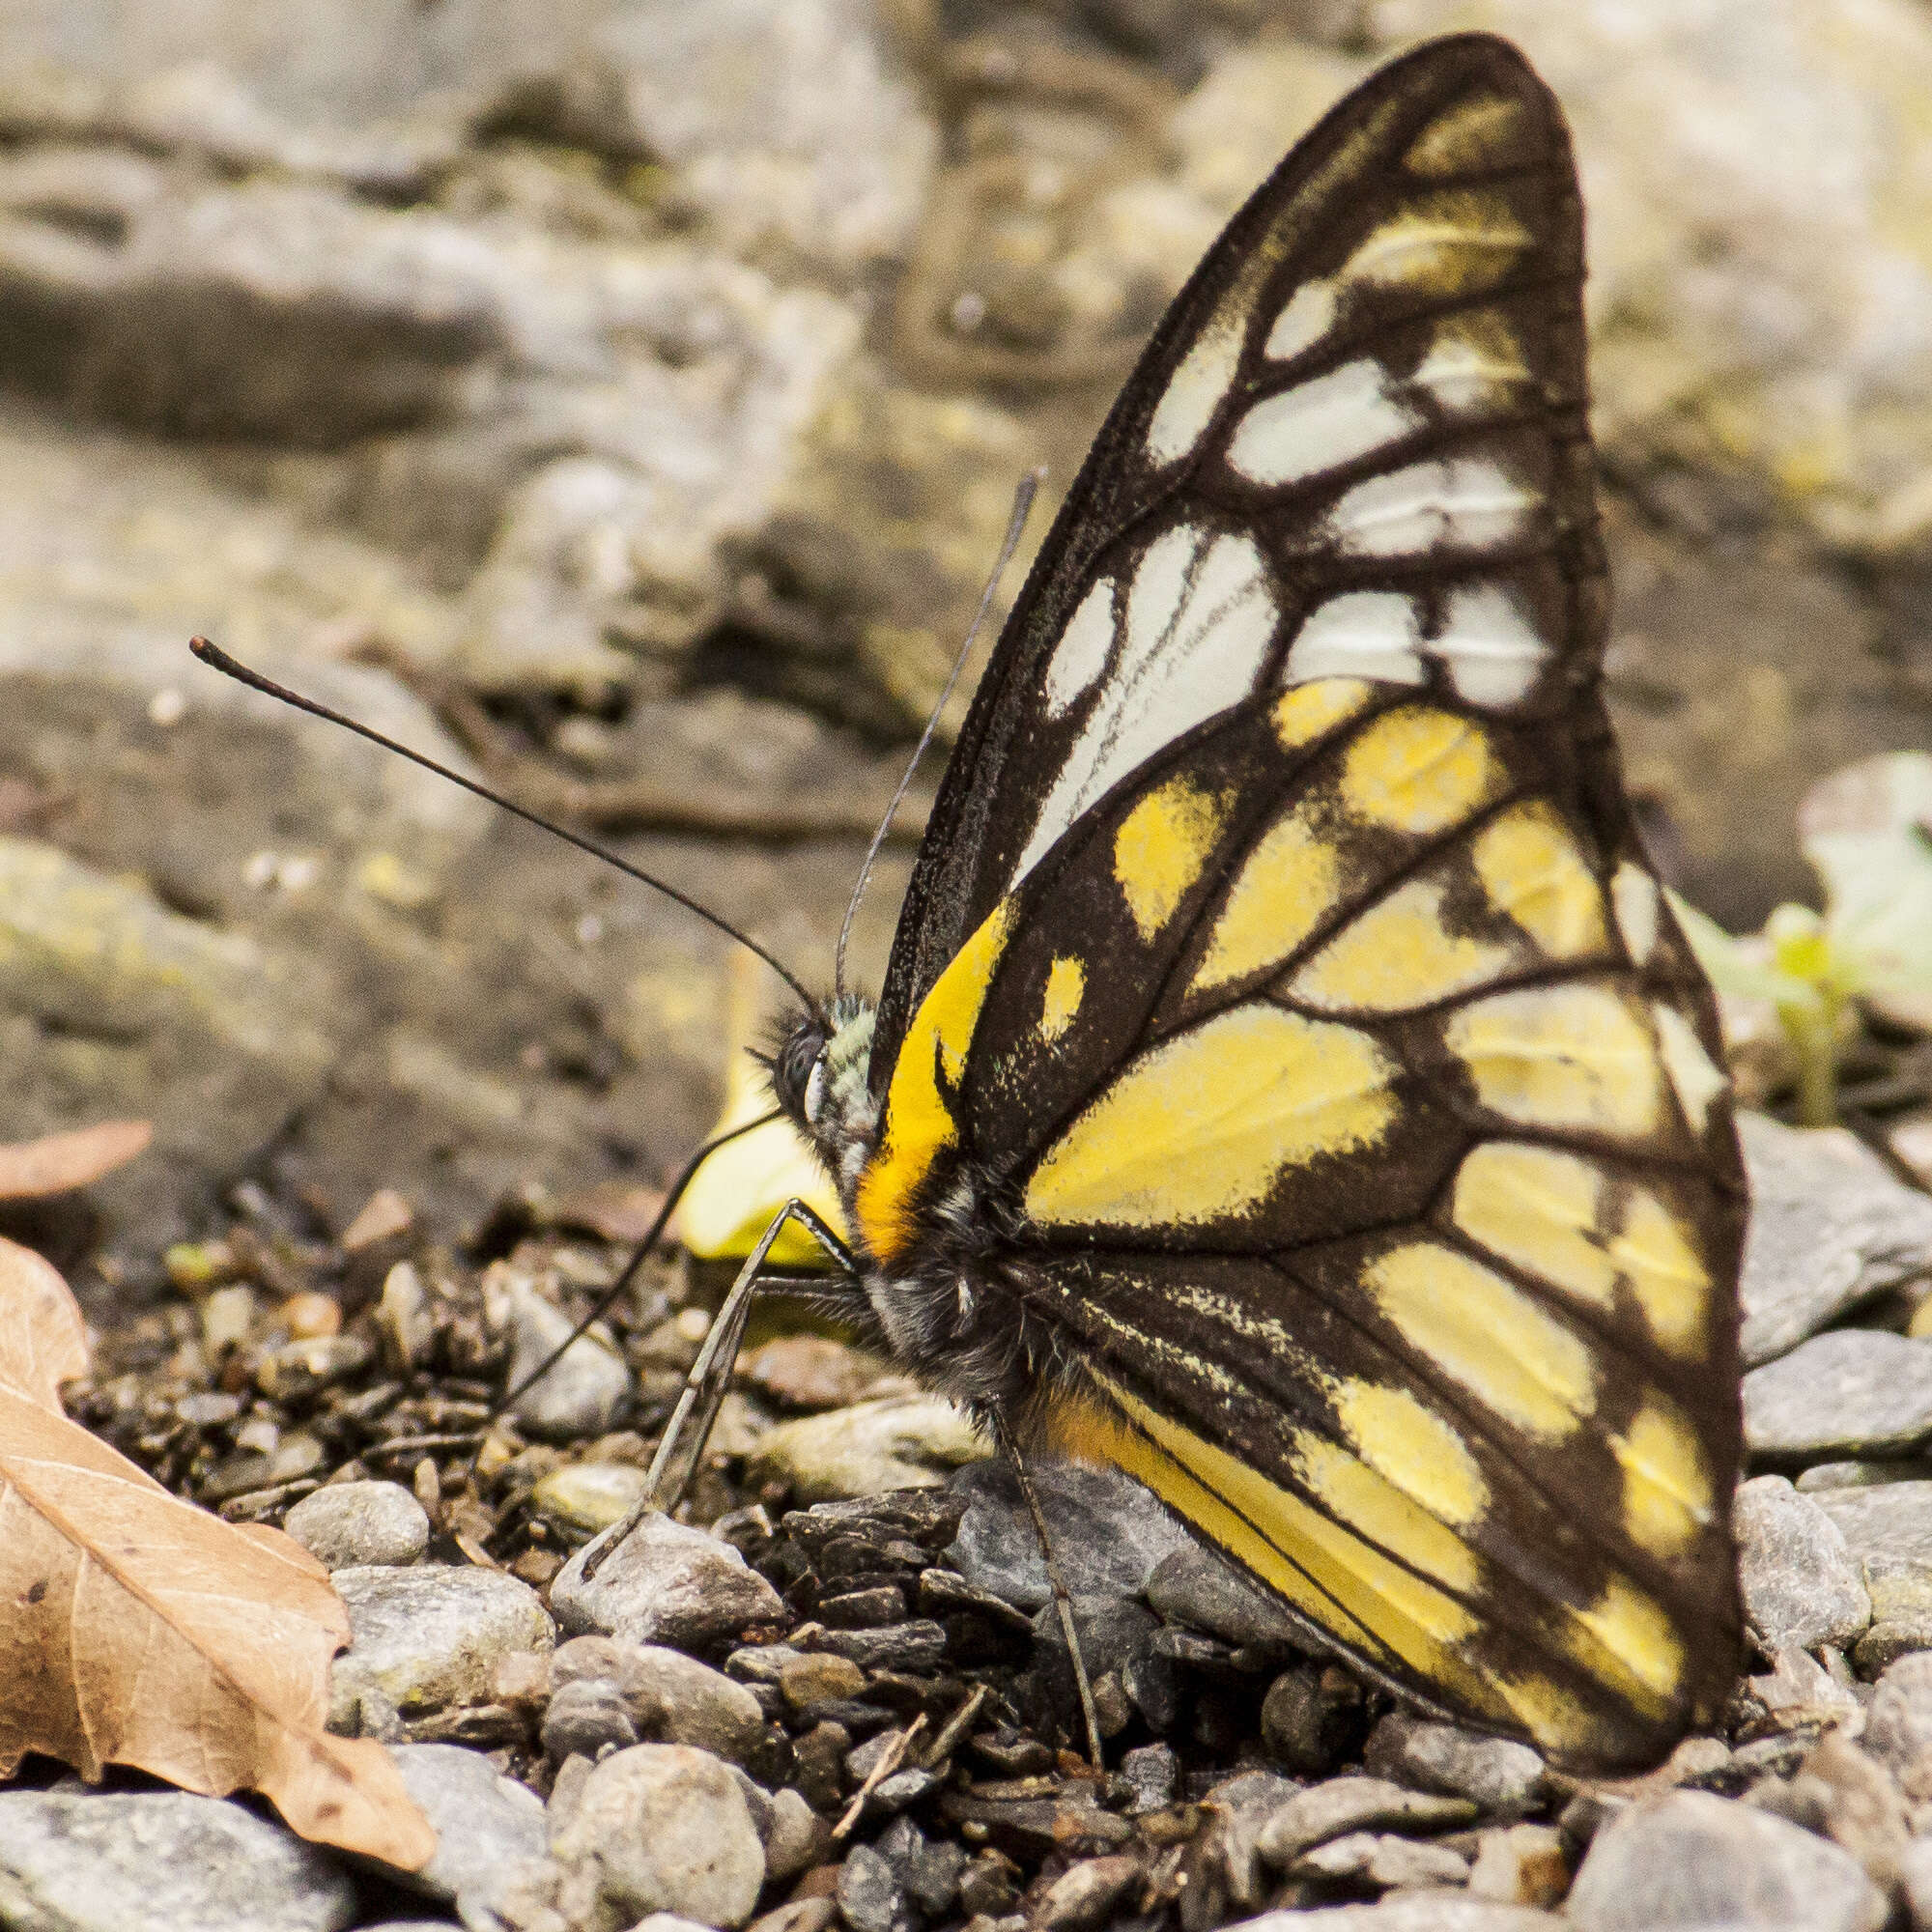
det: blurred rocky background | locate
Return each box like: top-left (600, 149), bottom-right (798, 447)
top-left (4, 0), bottom-right (1931, 1293)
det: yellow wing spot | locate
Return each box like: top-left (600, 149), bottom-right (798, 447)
top-left (1190, 799), bottom-right (1338, 992)
top-left (1445, 982), bottom-right (1665, 1137)
top-left (1611, 860), bottom-right (1662, 965)
top-left (1024, 1004), bottom-right (1395, 1230)
top-left (1340, 706), bottom-right (1502, 835)
top-left (1567, 1577), bottom-right (1685, 1708)
top-left (1329, 1379), bottom-right (1490, 1529)
top-left (1492, 1674), bottom-right (1604, 1759)
top-left (1037, 955), bottom-right (1086, 1045)
top-left (1452, 1142), bottom-right (1614, 1310)
top-left (1609, 1190), bottom-right (1712, 1357)
top-left (1341, 193), bottom-right (1529, 297)
top-left (1270, 676), bottom-right (1372, 750)
top-left (1367, 1242), bottom-right (1596, 1442)
top-left (1470, 802), bottom-right (1608, 958)
top-left (1095, 1376), bottom-right (1499, 1688)
top-left (1114, 775), bottom-right (1231, 943)
top-left (1653, 1002), bottom-right (1728, 1133)
top-left (1612, 1401), bottom-right (1712, 1558)
top-left (1290, 875), bottom-right (1518, 1013)
top-left (1292, 1431), bottom-right (1484, 1597)
top-left (854, 900), bottom-right (1015, 1263)
top-left (1405, 95), bottom-right (1530, 176)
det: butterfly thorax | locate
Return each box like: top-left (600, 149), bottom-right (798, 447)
top-left (773, 997), bottom-right (1055, 1417)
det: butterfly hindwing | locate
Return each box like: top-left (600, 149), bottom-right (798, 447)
top-left (850, 33), bottom-right (1745, 1770)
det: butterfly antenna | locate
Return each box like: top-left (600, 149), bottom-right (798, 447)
top-left (187, 638), bottom-right (814, 1010)
top-left (833, 467), bottom-right (1043, 997)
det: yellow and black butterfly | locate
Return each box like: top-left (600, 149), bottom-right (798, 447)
top-left (195, 31), bottom-right (1744, 1775)
top-left (756, 31), bottom-right (1745, 1774)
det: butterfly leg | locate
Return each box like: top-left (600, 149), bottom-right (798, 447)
top-left (990, 1408), bottom-right (1106, 1770)
top-left (581, 1198), bottom-right (855, 1580)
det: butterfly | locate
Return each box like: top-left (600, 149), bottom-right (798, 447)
top-left (191, 28), bottom-right (1745, 1776)
top-left (755, 30), bottom-right (1746, 1773)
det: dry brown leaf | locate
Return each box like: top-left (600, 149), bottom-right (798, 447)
top-left (0, 1237), bottom-right (435, 1869)
top-left (0, 1120), bottom-right (153, 1199)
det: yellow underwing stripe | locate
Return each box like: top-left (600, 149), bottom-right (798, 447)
top-left (1339, 706), bottom-right (1502, 834)
top-left (1025, 1004), bottom-right (1395, 1229)
top-left (1565, 1577), bottom-right (1684, 1711)
top-left (854, 900), bottom-right (1016, 1263)
top-left (1366, 1242), bottom-right (1596, 1441)
top-left (1291, 876), bottom-right (1517, 1013)
top-left (1405, 95), bottom-right (1531, 176)
top-left (1085, 1374), bottom-right (1519, 1729)
top-left (1452, 1143), bottom-right (1713, 1357)
top-left (1190, 799), bottom-right (1338, 992)
top-left (1445, 981), bottom-right (1665, 1136)
top-left (1611, 1402), bottom-right (1712, 1558)
top-left (1113, 775), bottom-right (1231, 942)
top-left (1341, 191), bottom-right (1529, 296)
top-left (1329, 1379), bottom-right (1489, 1529)
top-left (1470, 802), bottom-right (1608, 957)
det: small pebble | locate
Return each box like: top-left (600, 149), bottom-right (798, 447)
top-left (1745, 1329), bottom-right (1932, 1459)
top-left (1258, 1775), bottom-right (1479, 1867)
top-left (279, 1291), bottom-right (341, 1340)
top-left (1146, 1545), bottom-right (1303, 1647)
top-left (329, 1563), bottom-right (554, 1714)
top-left (0, 1791), bottom-right (355, 1932)
top-left (1363, 1716), bottom-right (1546, 1818)
top-left (552, 1512), bottom-right (786, 1652)
top-left (530, 1461), bottom-right (650, 1536)
top-left (492, 1267), bottom-right (631, 1442)
top-left (254, 1333), bottom-right (372, 1401)
top-left (748, 1395), bottom-right (986, 1502)
top-left (1466, 1822), bottom-right (1570, 1907)
top-left (550, 1744), bottom-right (765, 1931)
top-left (285, 1480), bottom-right (431, 1569)
top-left (837, 1844), bottom-right (904, 1932)
top-left (1293, 1830), bottom-right (1471, 1889)
top-left (1031, 1854), bottom-right (1142, 1932)
top-left (738, 1334), bottom-right (883, 1410)
top-left (1735, 1474), bottom-right (1873, 1650)
top-left (390, 1742), bottom-right (548, 1926)
top-left (1570, 1787), bottom-right (1887, 1932)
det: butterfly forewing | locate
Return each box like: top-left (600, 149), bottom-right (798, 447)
top-left (854, 33), bottom-right (1744, 1770)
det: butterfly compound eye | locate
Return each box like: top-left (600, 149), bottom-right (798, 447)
top-left (771, 1018), bottom-right (828, 1126)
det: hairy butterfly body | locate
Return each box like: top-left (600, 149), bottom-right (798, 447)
top-left (766, 32), bottom-right (1743, 1771)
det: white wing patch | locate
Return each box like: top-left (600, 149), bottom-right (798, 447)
top-left (1044, 579), bottom-right (1118, 719)
top-left (1013, 526), bottom-right (1276, 884)
top-left (1228, 359), bottom-right (1418, 487)
top-left (1281, 583), bottom-right (1550, 710)
top-left (1433, 583), bottom-right (1548, 706)
top-left (1324, 459), bottom-right (1538, 557)
top-left (1264, 281), bottom-right (1337, 362)
top-left (1148, 322), bottom-right (1245, 467)
top-left (1284, 591), bottom-right (1426, 688)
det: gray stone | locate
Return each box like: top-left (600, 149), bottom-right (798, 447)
top-left (836, 1844), bottom-right (902, 1932)
top-left (1812, 1482), bottom-right (1932, 1624)
top-left (1798, 1459), bottom-right (1932, 1492)
top-left (1363, 1716), bottom-right (1546, 1819)
top-left (330, 1563), bottom-right (555, 1714)
top-left (1735, 1475), bottom-right (1873, 1650)
top-left (550, 1634), bottom-right (766, 1764)
top-left (490, 1268), bottom-right (632, 1443)
top-left (285, 1479), bottom-right (431, 1569)
top-left (1862, 1652), bottom-right (1932, 1798)
top-left (1463, 1825), bottom-right (1570, 1909)
top-left (760, 1787), bottom-right (828, 1887)
top-left (1032, 1855), bottom-right (1143, 1932)
top-left (0, 1790), bottom-right (356, 1932)
top-left (1898, 1835), bottom-right (1932, 1932)
top-left (388, 1742), bottom-right (549, 1926)
top-left (1120, 1741), bottom-right (1179, 1813)
top-left (1145, 1545), bottom-right (1302, 1647)
top-left (1734, 1115), bottom-right (1932, 1366)
top-left (947, 1458), bottom-right (1196, 1614)
top-left (531, 1461), bottom-right (651, 1536)
top-left (746, 1396), bottom-right (985, 1503)
top-left (552, 1510), bottom-right (786, 1652)
top-left (1293, 1832), bottom-right (1472, 1889)
top-left (1745, 1329), bottom-right (1932, 1459)
top-left (550, 1743), bottom-right (765, 1932)
top-left (1566, 1788), bottom-right (1887, 1932)
top-left (543, 1677), bottom-right (640, 1762)
top-left (1224, 1898), bottom-right (1561, 1931)
top-left (1199, 1771), bottom-right (1306, 1915)
top-left (809, 1619), bottom-right (946, 1675)
top-left (1258, 1776), bottom-right (1480, 1868)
